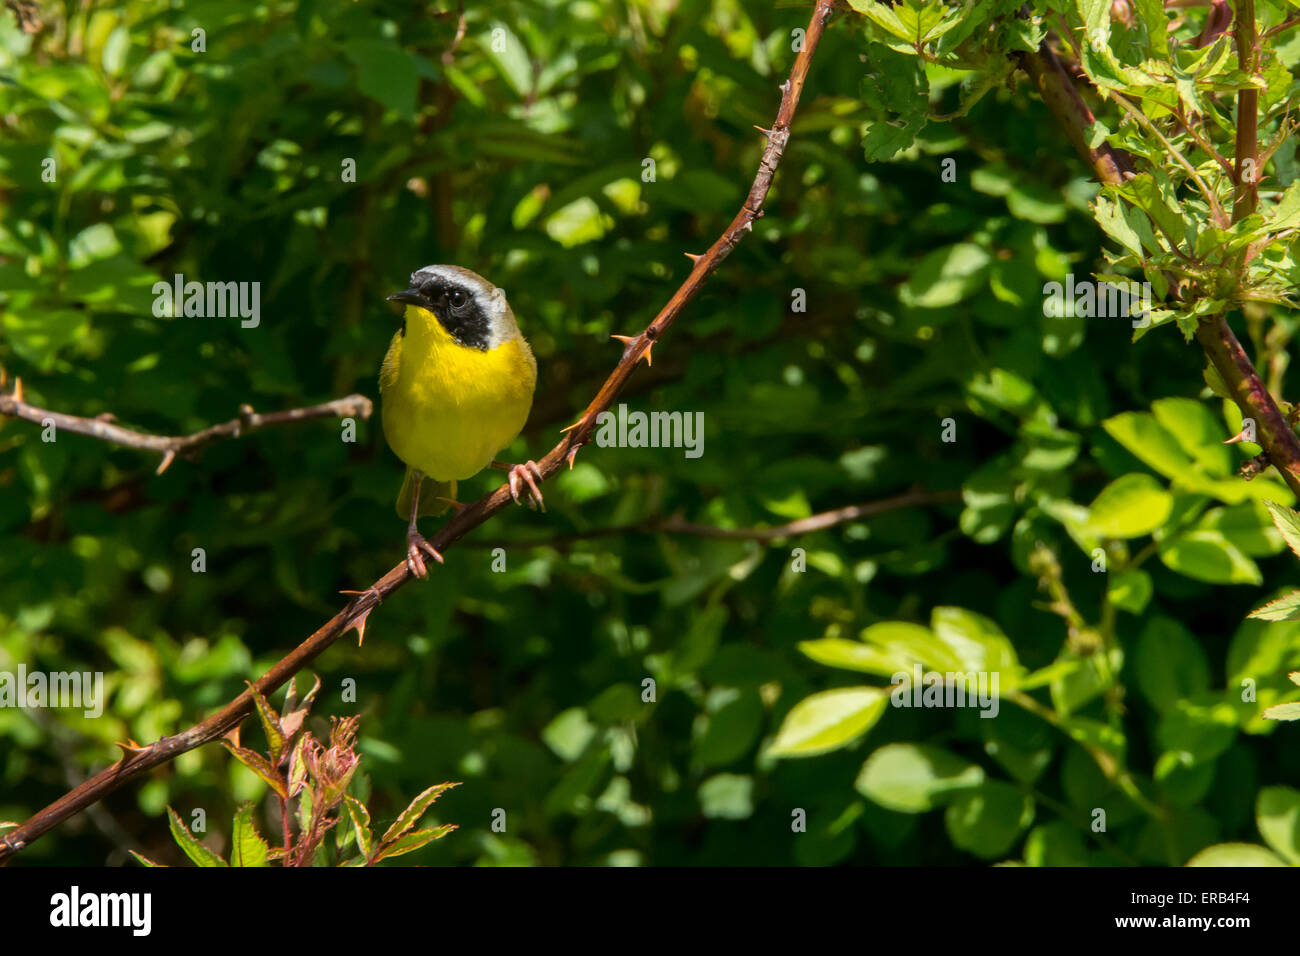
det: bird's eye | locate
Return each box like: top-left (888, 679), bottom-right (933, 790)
top-left (449, 289), bottom-right (468, 310)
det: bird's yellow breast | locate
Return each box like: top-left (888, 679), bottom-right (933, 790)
top-left (380, 305), bottom-right (537, 482)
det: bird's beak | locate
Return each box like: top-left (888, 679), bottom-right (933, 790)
top-left (386, 288), bottom-right (423, 316)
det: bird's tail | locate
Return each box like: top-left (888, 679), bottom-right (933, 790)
top-left (396, 467), bottom-right (457, 519)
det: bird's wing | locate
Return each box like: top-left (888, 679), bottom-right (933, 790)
top-left (379, 329), bottom-right (403, 394)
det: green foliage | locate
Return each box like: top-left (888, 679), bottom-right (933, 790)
top-left (3, 0), bottom-right (1300, 868)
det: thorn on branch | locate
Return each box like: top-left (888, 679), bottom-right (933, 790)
top-left (346, 607), bottom-right (373, 647)
top-left (611, 333), bottom-right (653, 367)
top-left (115, 739), bottom-right (147, 759)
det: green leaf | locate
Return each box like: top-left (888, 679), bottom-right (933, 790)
top-left (1249, 590), bottom-right (1300, 622)
top-left (245, 680), bottom-right (285, 762)
top-left (372, 825), bottom-right (457, 863)
top-left (230, 804), bottom-right (270, 868)
top-left (1256, 786), bottom-right (1300, 865)
top-left (693, 688), bottom-right (763, 769)
top-left (1263, 701), bottom-right (1300, 720)
top-left (1186, 843), bottom-right (1288, 866)
top-left (1158, 530), bottom-right (1262, 585)
top-left (944, 780), bottom-right (1034, 859)
top-left (380, 782), bottom-right (460, 844)
top-left (860, 621), bottom-right (966, 674)
top-left (1086, 473), bottom-right (1172, 537)
top-left (698, 774), bottom-right (754, 820)
top-left (102, 25), bottom-right (130, 78)
top-left (1125, 172), bottom-right (1187, 248)
top-left (899, 243), bottom-right (991, 308)
top-left (541, 707), bottom-right (597, 762)
top-left (860, 42), bottom-right (929, 162)
top-left (1200, 501), bottom-right (1286, 557)
top-left (1157, 696), bottom-right (1238, 762)
top-left (1263, 499), bottom-right (1300, 560)
top-left (849, 0), bottom-right (914, 42)
top-left (483, 22), bottom-right (531, 98)
top-left (1132, 0), bottom-right (1169, 57)
top-left (1094, 191), bottom-right (1144, 256)
top-left (343, 38), bottom-right (420, 120)
top-left (799, 637), bottom-right (906, 676)
top-left (1134, 617), bottom-right (1209, 713)
top-left (219, 741), bottom-right (287, 798)
top-left (166, 807), bottom-right (228, 867)
top-left (345, 795), bottom-right (373, 862)
top-left (854, 743), bottom-right (985, 812)
top-left (1108, 569), bottom-right (1153, 614)
top-left (1151, 398), bottom-right (1231, 476)
top-left (766, 687), bottom-right (890, 758)
top-left (930, 606), bottom-right (1021, 688)
top-left (1102, 411), bottom-right (1196, 481)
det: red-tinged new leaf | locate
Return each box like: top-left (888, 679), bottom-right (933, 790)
top-left (1248, 590), bottom-right (1300, 622)
top-left (380, 781), bottom-right (460, 844)
top-left (280, 674), bottom-right (322, 742)
top-left (219, 740), bottom-right (287, 798)
top-left (1263, 500), bottom-right (1300, 561)
top-left (245, 680), bottom-right (285, 762)
top-left (128, 850), bottom-right (165, 867)
top-left (288, 734), bottom-right (312, 798)
top-left (345, 795), bottom-right (373, 861)
top-left (166, 806), bottom-right (228, 867)
top-left (371, 825), bottom-right (457, 863)
top-left (1263, 701), bottom-right (1300, 721)
top-left (230, 804), bottom-right (270, 867)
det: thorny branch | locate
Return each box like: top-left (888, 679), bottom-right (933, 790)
top-left (0, 373), bottom-right (373, 475)
top-left (472, 489), bottom-right (961, 549)
top-left (0, 0), bottom-right (842, 863)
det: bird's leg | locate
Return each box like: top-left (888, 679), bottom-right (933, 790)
top-left (491, 459), bottom-right (545, 511)
top-left (405, 469), bottom-right (444, 578)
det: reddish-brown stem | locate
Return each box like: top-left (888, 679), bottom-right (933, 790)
top-left (1232, 0), bottom-right (1259, 222)
top-left (472, 488), bottom-right (962, 549)
top-left (1018, 43), bottom-right (1134, 186)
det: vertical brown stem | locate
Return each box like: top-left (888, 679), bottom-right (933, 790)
top-left (1232, 0), bottom-right (1259, 222)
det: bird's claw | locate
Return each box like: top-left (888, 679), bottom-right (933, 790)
top-left (406, 531), bottom-right (444, 578)
top-left (506, 460), bottom-right (545, 511)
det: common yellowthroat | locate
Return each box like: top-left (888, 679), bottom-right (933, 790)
top-left (380, 265), bottom-right (543, 577)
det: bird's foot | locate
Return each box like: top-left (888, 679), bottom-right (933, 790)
top-left (405, 531), bottom-right (444, 578)
top-left (494, 460), bottom-right (545, 511)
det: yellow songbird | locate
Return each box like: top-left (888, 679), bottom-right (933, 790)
top-left (379, 265), bottom-right (543, 577)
